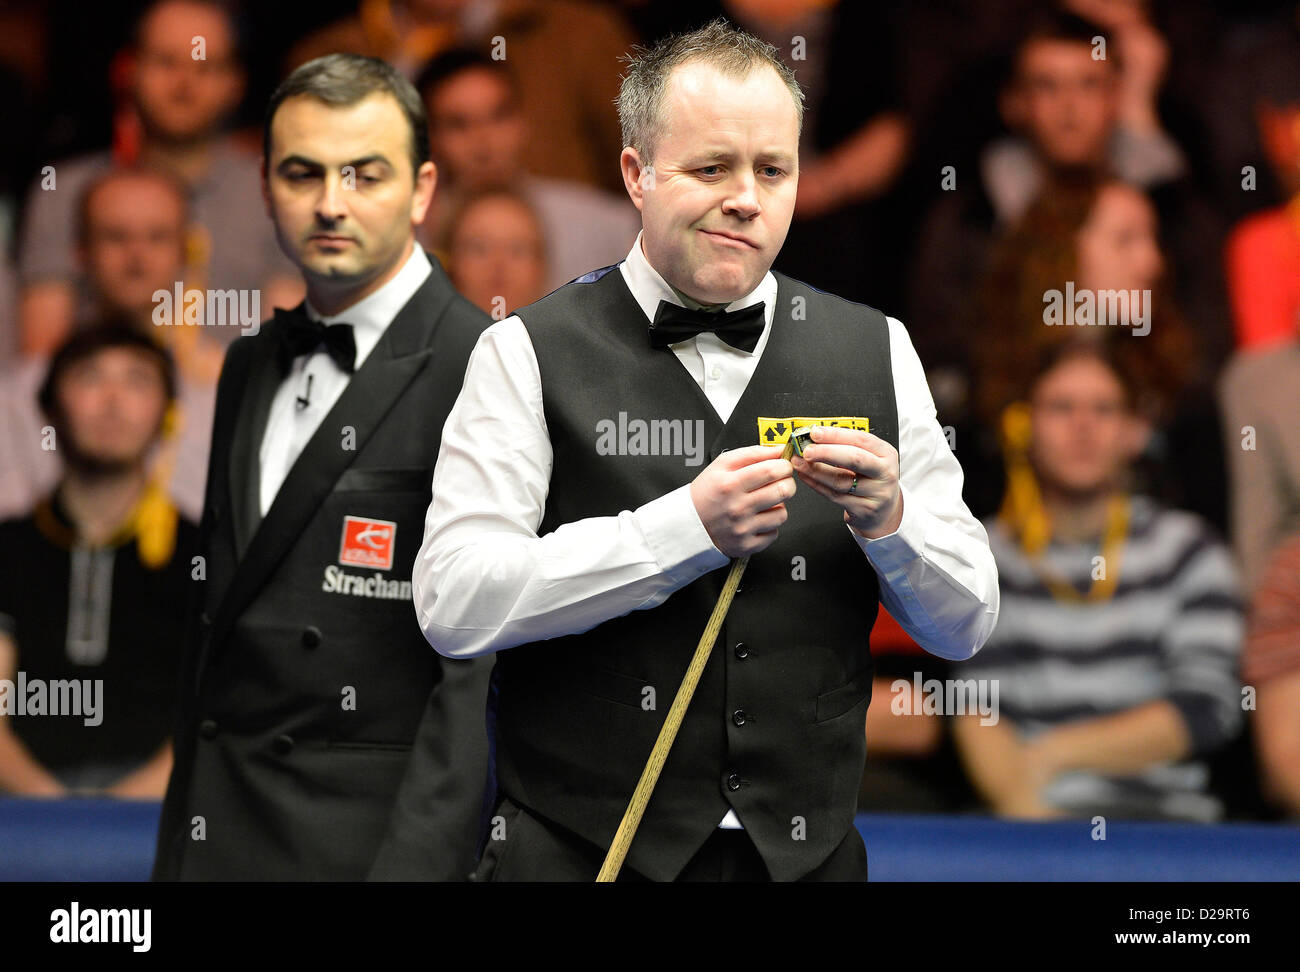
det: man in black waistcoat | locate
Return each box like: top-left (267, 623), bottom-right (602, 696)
top-left (153, 54), bottom-right (493, 880)
top-left (407, 18), bottom-right (1000, 881)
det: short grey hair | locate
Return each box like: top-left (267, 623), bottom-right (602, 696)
top-left (616, 17), bottom-right (804, 164)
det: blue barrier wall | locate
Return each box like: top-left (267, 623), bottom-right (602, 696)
top-left (858, 813), bottom-right (1300, 881)
top-left (2, 798), bottom-right (1298, 881)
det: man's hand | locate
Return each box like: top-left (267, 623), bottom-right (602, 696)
top-left (690, 444), bottom-right (794, 558)
top-left (791, 426), bottom-right (902, 539)
top-left (997, 736), bottom-right (1068, 819)
top-left (953, 714), bottom-right (1070, 819)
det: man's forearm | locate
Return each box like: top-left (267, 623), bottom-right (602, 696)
top-left (815, 113), bottom-right (910, 204)
top-left (951, 713), bottom-right (1029, 807)
top-left (0, 633), bottom-right (65, 795)
top-left (416, 486), bottom-right (728, 658)
top-left (104, 743), bottom-right (173, 799)
top-left (1254, 675), bottom-right (1300, 814)
top-left (1032, 700), bottom-right (1192, 777)
top-left (0, 724), bottom-right (65, 796)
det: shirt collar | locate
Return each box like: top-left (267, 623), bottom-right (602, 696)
top-left (34, 482), bottom-right (176, 553)
top-left (304, 244), bottom-right (431, 367)
top-left (618, 229), bottom-right (777, 351)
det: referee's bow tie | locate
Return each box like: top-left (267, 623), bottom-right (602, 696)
top-left (274, 305), bottom-right (357, 374)
top-left (649, 299), bottom-right (765, 352)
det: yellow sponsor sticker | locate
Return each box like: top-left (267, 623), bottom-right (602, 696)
top-left (756, 416), bottom-right (870, 449)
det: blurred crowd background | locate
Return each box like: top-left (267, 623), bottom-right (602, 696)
top-left (0, 0), bottom-right (1298, 830)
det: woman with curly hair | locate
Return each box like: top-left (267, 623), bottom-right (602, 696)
top-left (960, 170), bottom-right (1222, 526)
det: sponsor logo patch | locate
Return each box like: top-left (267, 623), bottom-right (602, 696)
top-left (339, 515), bottom-right (396, 570)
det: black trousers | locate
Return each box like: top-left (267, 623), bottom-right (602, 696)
top-left (471, 797), bottom-right (868, 882)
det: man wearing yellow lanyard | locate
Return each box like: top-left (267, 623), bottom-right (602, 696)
top-left (954, 341), bottom-right (1244, 823)
top-left (0, 324), bottom-right (195, 799)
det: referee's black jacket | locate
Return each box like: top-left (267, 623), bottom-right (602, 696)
top-left (153, 251), bottom-right (493, 880)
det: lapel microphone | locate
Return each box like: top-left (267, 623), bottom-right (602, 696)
top-left (296, 373), bottom-right (313, 411)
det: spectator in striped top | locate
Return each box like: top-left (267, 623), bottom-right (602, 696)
top-left (952, 341), bottom-right (1245, 822)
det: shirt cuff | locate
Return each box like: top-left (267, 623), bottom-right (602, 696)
top-left (849, 480), bottom-right (926, 573)
top-left (634, 483), bottom-right (730, 583)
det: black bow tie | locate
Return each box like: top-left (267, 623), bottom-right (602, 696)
top-left (650, 300), bottom-right (765, 353)
top-left (274, 306), bottom-right (357, 374)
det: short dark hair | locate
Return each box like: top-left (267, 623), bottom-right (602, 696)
top-left (39, 322), bottom-right (177, 421)
top-left (1014, 9), bottom-right (1115, 72)
top-left (1025, 339), bottom-right (1138, 412)
top-left (132, 0), bottom-right (242, 59)
top-left (264, 53), bottom-right (430, 179)
top-left (415, 47), bottom-right (520, 113)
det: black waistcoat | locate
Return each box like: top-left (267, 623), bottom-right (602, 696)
top-left (501, 264), bottom-right (898, 881)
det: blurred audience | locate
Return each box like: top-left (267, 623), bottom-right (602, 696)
top-left (1223, 79), bottom-right (1300, 351)
top-left (857, 611), bottom-right (979, 814)
top-left (976, 174), bottom-right (1193, 425)
top-left (444, 186), bottom-right (547, 317)
top-left (16, 0), bottom-right (300, 356)
top-left (1219, 339), bottom-right (1300, 593)
top-left (1, 166), bottom-right (220, 523)
top-left (288, 0), bottom-right (468, 80)
top-left (0, 324), bottom-right (197, 798)
top-left (909, 7), bottom-right (1229, 391)
top-left (416, 48), bottom-right (637, 293)
top-left (289, 0), bottom-right (635, 194)
top-left (718, 0), bottom-right (913, 309)
top-left (965, 171), bottom-right (1223, 526)
top-left (953, 342), bottom-right (1243, 822)
top-left (1202, 3), bottom-right (1300, 223)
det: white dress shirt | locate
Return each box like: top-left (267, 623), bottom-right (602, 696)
top-left (413, 232), bottom-right (1000, 826)
top-left (258, 246), bottom-right (431, 515)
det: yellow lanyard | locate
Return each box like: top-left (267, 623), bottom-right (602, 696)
top-left (36, 480), bottom-right (178, 571)
top-left (1025, 495), bottom-right (1129, 604)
